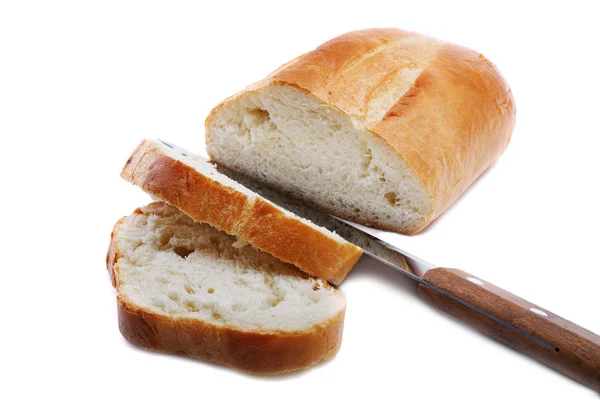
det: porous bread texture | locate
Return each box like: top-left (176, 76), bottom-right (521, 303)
top-left (108, 202), bottom-right (346, 373)
top-left (207, 85), bottom-right (430, 234)
top-left (205, 28), bottom-right (516, 234)
top-left (121, 139), bottom-right (362, 285)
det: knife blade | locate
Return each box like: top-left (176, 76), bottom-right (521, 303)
top-left (158, 139), bottom-right (600, 390)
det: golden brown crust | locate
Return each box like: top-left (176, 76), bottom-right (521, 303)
top-left (370, 43), bottom-right (516, 229)
top-left (121, 140), bottom-right (362, 285)
top-left (107, 207), bottom-right (345, 374)
top-left (106, 216), bottom-right (126, 288)
top-left (206, 28), bottom-right (516, 233)
top-left (117, 299), bottom-right (344, 374)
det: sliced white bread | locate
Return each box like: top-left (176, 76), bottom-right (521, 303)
top-left (205, 28), bottom-right (516, 234)
top-left (107, 202), bottom-right (346, 374)
top-left (121, 139), bottom-right (362, 285)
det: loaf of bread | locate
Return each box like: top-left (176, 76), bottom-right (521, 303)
top-left (205, 28), bottom-right (516, 233)
top-left (107, 202), bottom-right (346, 374)
top-left (121, 139), bottom-right (362, 284)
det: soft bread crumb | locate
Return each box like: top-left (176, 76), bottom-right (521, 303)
top-left (207, 85), bottom-right (431, 233)
top-left (114, 202), bottom-right (346, 331)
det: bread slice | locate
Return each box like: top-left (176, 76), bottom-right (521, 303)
top-left (121, 139), bottom-right (362, 285)
top-left (205, 28), bottom-right (516, 234)
top-left (107, 202), bottom-right (346, 374)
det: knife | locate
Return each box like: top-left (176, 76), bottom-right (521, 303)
top-left (159, 139), bottom-right (600, 391)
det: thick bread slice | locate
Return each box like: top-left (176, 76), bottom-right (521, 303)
top-left (121, 139), bottom-right (362, 285)
top-left (107, 202), bottom-right (346, 374)
top-left (205, 28), bottom-right (516, 234)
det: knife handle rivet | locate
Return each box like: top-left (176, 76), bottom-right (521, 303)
top-left (467, 277), bottom-right (484, 286)
top-left (530, 307), bottom-right (548, 317)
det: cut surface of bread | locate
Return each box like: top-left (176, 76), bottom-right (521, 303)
top-left (121, 139), bottom-right (362, 285)
top-left (107, 202), bottom-right (346, 374)
top-left (205, 28), bottom-right (516, 234)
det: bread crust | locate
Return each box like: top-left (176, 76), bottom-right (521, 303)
top-left (121, 140), bottom-right (362, 285)
top-left (107, 209), bottom-right (345, 374)
top-left (206, 28), bottom-right (516, 233)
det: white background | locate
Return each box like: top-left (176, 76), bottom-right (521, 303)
top-left (2, 0), bottom-right (599, 398)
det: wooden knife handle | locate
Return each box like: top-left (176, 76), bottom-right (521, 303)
top-left (419, 268), bottom-right (600, 391)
